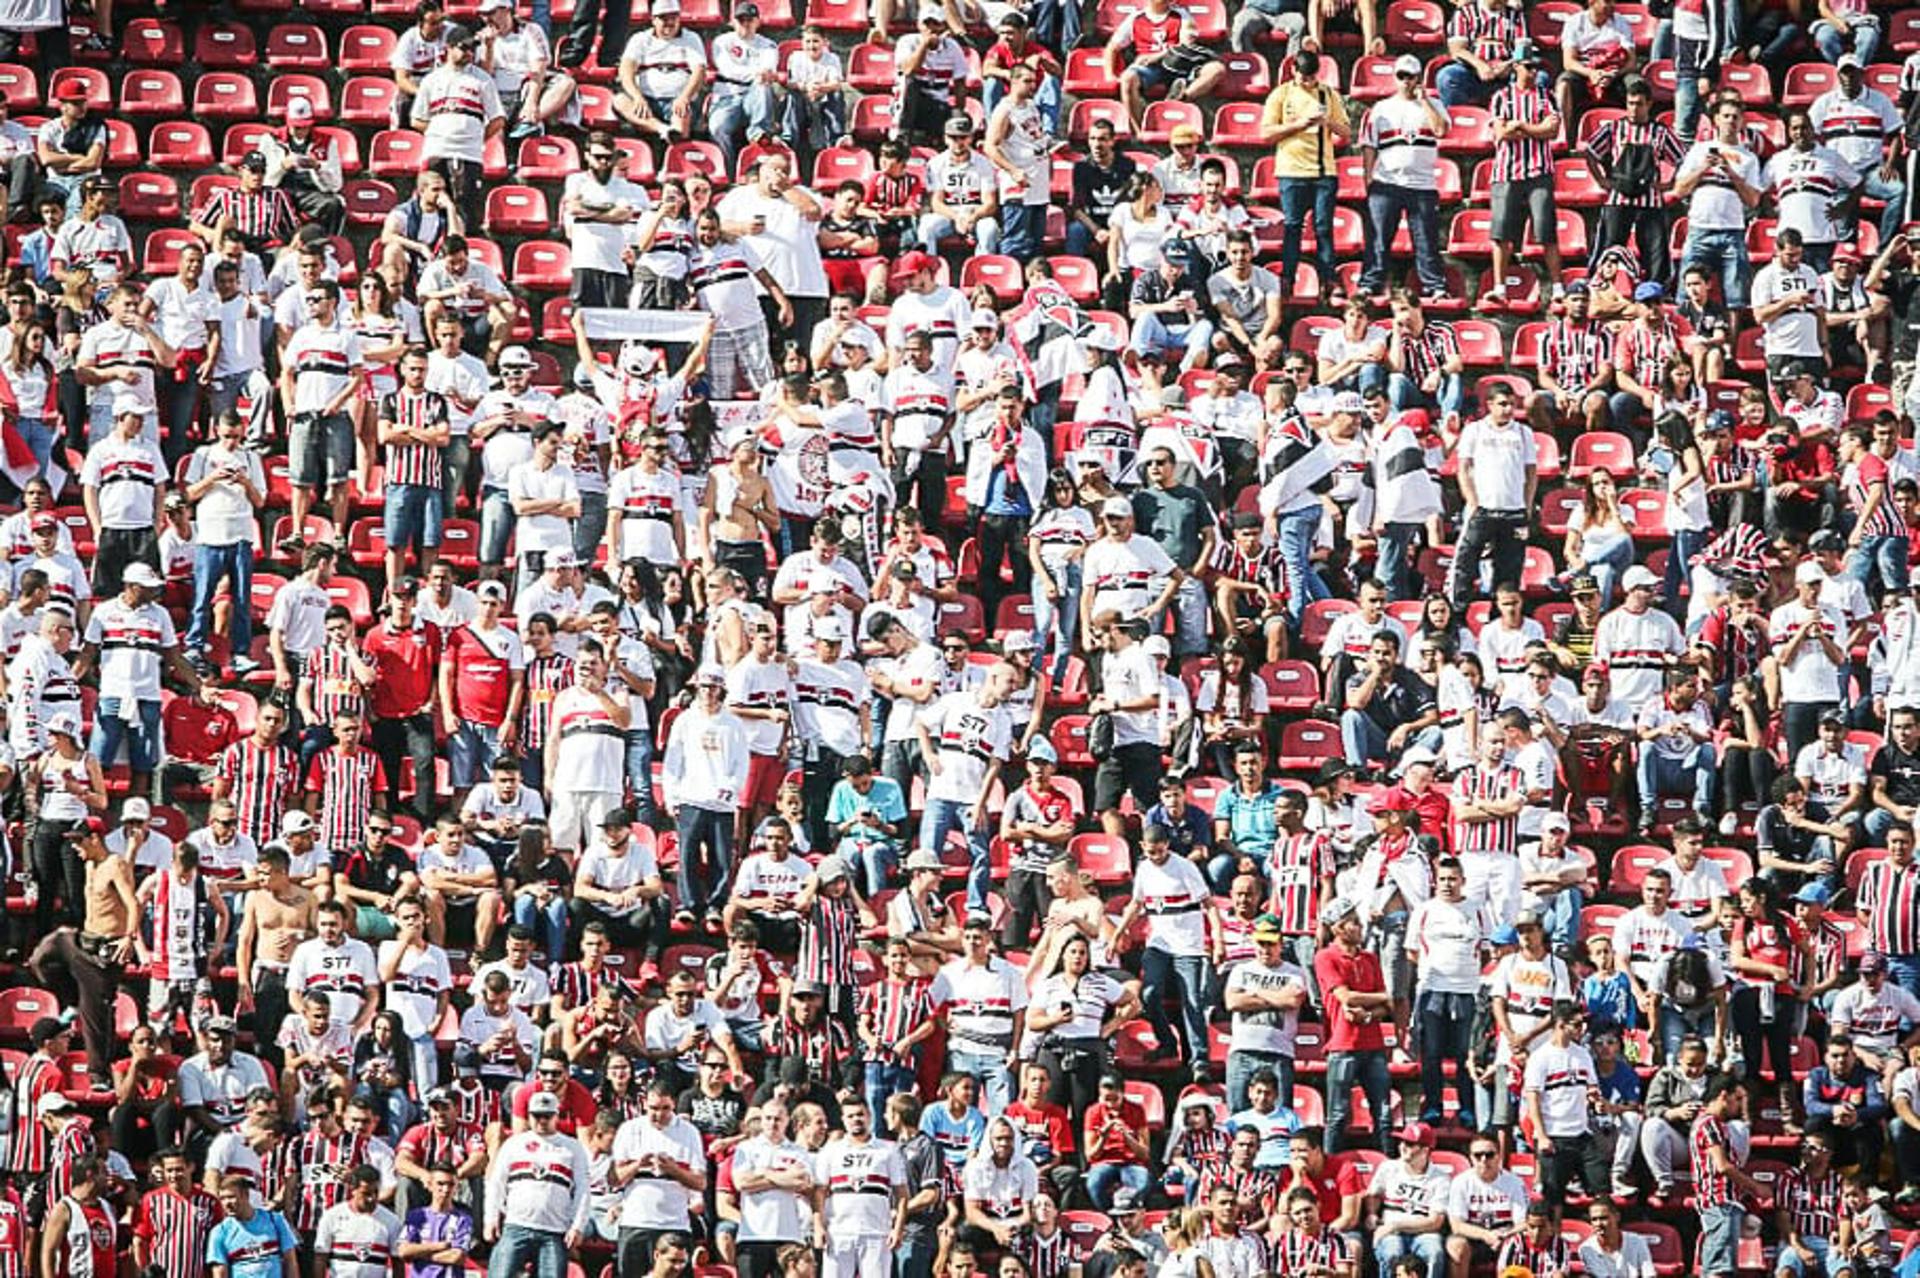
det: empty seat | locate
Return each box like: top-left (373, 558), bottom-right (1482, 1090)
top-left (511, 240), bottom-right (572, 289)
top-left (116, 173), bottom-right (180, 220)
top-left (516, 134), bottom-right (580, 180)
top-left (338, 24), bottom-right (398, 70)
top-left (340, 75), bottom-right (400, 124)
top-left (266, 73), bottom-right (332, 120)
top-left (341, 179), bottom-right (399, 226)
top-left (265, 22), bottom-right (329, 68)
top-left (192, 71), bottom-right (260, 120)
top-left (147, 121), bottom-right (214, 170)
top-left (118, 69), bottom-right (185, 116)
top-left (369, 129), bottom-right (427, 176)
top-left (195, 20), bottom-right (260, 67)
top-left (484, 185), bottom-right (551, 234)
top-left (124, 17), bottom-right (187, 65)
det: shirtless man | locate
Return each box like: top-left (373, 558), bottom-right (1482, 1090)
top-left (236, 845), bottom-right (316, 1071)
top-left (699, 439), bottom-right (781, 600)
top-left (1026, 856), bottom-right (1110, 987)
top-left (28, 822), bottom-right (137, 1084)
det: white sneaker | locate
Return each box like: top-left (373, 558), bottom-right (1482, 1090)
top-left (1719, 811), bottom-right (1739, 836)
top-left (1481, 287), bottom-right (1508, 306)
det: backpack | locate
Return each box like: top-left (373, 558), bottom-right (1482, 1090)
top-left (1607, 138), bottom-right (1658, 200)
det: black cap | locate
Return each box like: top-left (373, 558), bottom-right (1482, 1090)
top-left (445, 21), bottom-right (477, 46)
top-left (241, 150), bottom-right (268, 172)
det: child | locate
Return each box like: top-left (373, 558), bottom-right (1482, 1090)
top-left (279, 991), bottom-right (354, 1117)
top-left (581, 1110), bottom-right (621, 1243)
top-left (1582, 934), bottom-right (1636, 1030)
top-left (1840, 1173), bottom-right (1896, 1278)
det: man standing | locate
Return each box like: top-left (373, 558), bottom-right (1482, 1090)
top-left (80, 406), bottom-right (168, 597)
top-left (661, 667), bottom-right (749, 933)
top-left (207, 1174), bottom-right (299, 1278)
top-left (183, 408), bottom-right (267, 672)
top-left (1131, 448), bottom-right (1215, 661)
top-left (280, 280), bottom-right (363, 536)
top-left (1809, 57), bottom-right (1905, 248)
top-left (1522, 1002), bottom-right (1611, 1211)
top-left (1087, 614), bottom-right (1167, 840)
top-left (27, 821), bottom-right (135, 1086)
top-left (366, 581), bottom-right (442, 824)
top-left (484, 1092), bottom-right (590, 1278)
top-left (916, 662), bottom-right (1013, 924)
top-left (1485, 40), bottom-right (1563, 303)
top-left (1764, 111), bottom-right (1860, 274)
top-left (1583, 77), bottom-right (1685, 290)
top-left (315, 1166), bottom-right (403, 1278)
top-left (412, 24), bottom-right (505, 231)
top-left (1259, 49), bottom-right (1349, 306)
top-left (1448, 385), bottom-right (1536, 611)
top-left (74, 562), bottom-right (209, 799)
top-left (1356, 56), bottom-right (1450, 302)
top-left (1676, 98), bottom-right (1765, 313)
top-left (811, 1095), bottom-right (906, 1278)
top-left (1693, 1077), bottom-right (1763, 1278)
top-left (1315, 897), bottom-right (1393, 1152)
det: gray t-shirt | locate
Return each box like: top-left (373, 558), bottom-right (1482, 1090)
top-left (1207, 266), bottom-right (1280, 330)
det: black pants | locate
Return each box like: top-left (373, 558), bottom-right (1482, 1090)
top-left (976, 511), bottom-right (1032, 627)
top-left (800, 746), bottom-right (847, 855)
top-left (283, 177), bottom-right (345, 236)
top-left (427, 157), bottom-right (485, 240)
top-left (1448, 508), bottom-right (1527, 607)
top-left (560, 0), bottom-right (630, 68)
top-left (1730, 984), bottom-right (1797, 1088)
top-left (93, 526), bottom-right (161, 598)
top-left (1721, 744), bottom-right (1775, 815)
top-left (251, 966), bottom-right (290, 1070)
top-left (1038, 1036), bottom-right (1105, 1131)
top-left (1593, 203), bottom-right (1673, 289)
top-left (575, 897), bottom-right (671, 961)
top-left (715, 538), bottom-right (769, 601)
top-left (616, 1227), bottom-right (673, 1278)
top-left (110, 1098), bottom-right (162, 1165)
top-left (736, 1240), bottom-right (797, 1278)
top-left (31, 816), bottom-right (84, 936)
top-left (28, 929), bottom-right (122, 1078)
top-left (1538, 1130), bottom-right (1612, 1202)
top-left (892, 450), bottom-right (950, 536)
top-left (1000, 866), bottom-right (1053, 950)
top-left (373, 711), bottom-right (436, 821)
top-left (1782, 701), bottom-right (1839, 766)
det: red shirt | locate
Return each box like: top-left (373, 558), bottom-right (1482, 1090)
top-left (983, 38), bottom-right (1062, 79)
top-left (364, 618), bottom-right (442, 719)
top-left (1407, 785), bottom-right (1453, 854)
top-left (1313, 943), bottom-right (1390, 1052)
top-left (444, 625), bottom-right (519, 727)
top-left (1083, 1099), bottom-right (1148, 1166)
top-left (1004, 1099), bottom-right (1075, 1163)
top-left (507, 1078), bottom-right (598, 1135)
top-left (1279, 1158), bottom-right (1366, 1224)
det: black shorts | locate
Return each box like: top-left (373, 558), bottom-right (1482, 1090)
top-left (1093, 741), bottom-right (1161, 813)
top-left (571, 267), bottom-right (631, 310)
top-left (1491, 174), bottom-right (1556, 245)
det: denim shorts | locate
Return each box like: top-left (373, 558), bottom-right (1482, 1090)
top-left (290, 411), bottom-right (355, 489)
top-left (1700, 1203), bottom-right (1743, 1278)
top-left (384, 481), bottom-right (445, 551)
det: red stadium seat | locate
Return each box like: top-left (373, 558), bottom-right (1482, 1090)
top-left (1051, 714), bottom-right (1094, 768)
top-left (193, 71), bottom-right (261, 120)
top-left (662, 140), bottom-right (727, 184)
top-left (811, 145), bottom-right (873, 187)
top-left (327, 577), bottom-right (375, 629)
top-left (1451, 319), bottom-right (1504, 367)
top-left (1347, 54), bottom-right (1400, 100)
top-left (195, 20), bottom-right (260, 67)
top-left (1211, 101), bottom-right (1264, 146)
top-left (1553, 156), bottom-right (1607, 206)
top-left (1782, 62), bottom-right (1839, 106)
top-left (187, 173), bottom-right (238, 213)
top-left (514, 135), bottom-right (579, 182)
top-left (125, 18), bottom-right (187, 65)
top-left (1447, 208), bottom-right (1494, 256)
top-left (960, 255), bottom-right (1024, 303)
top-left (1568, 431), bottom-right (1637, 479)
top-left (1385, 0), bottom-right (1445, 43)
top-left (267, 73), bottom-right (331, 120)
top-left (1260, 660), bottom-right (1320, 712)
top-left (147, 122), bottom-right (214, 171)
top-left (511, 241), bottom-right (573, 290)
top-left (141, 229), bottom-right (200, 276)
top-left (1063, 47), bottom-right (1118, 95)
top-left (1717, 62), bottom-right (1772, 104)
top-left (1300, 599), bottom-right (1356, 648)
top-left (265, 22), bottom-right (329, 69)
top-left (119, 69), bottom-right (186, 117)
top-left (0, 988), bottom-right (59, 1040)
top-left (342, 179), bottom-right (399, 226)
top-left (1218, 52), bottom-right (1273, 100)
top-left (484, 184), bottom-right (551, 235)
top-left (1438, 105), bottom-right (1493, 154)
top-left (807, 0), bottom-right (867, 28)
top-left (1138, 99), bottom-right (1204, 144)
top-left (1047, 255), bottom-right (1102, 303)
top-left (1847, 383), bottom-right (1897, 423)
top-left (1529, 0), bottom-right (1581, 44)
top-left (1068, 98), bottom-right (1131, 140)
top-left (1538, 487), bottom-right (1586, 537)
top-left (850, 93), bottom-right (898, 141)
top-left (117, 173), bottom-right (180, 221)
top-left (0, 63), bottom-right (34, 109)
top-left (539, 297), bottom-right (576, 343)
top-left (1276, 719), bottom-right (1341, 772)
top-left (1070, 833), bottom-right (1132, 886)
top-left (847, 42), bottom-right (897, 90)
top-left (220, 122), bottom-right (274, 169)
top-left (341, 76), bottom-right (400, 124)
top-left (339, 24), bottom-right (400, 71)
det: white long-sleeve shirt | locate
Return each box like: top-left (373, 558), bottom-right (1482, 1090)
top-left (661, 703), bottom-right (751, 813)
top-left (485, 1130), bottom-right (593, 1236)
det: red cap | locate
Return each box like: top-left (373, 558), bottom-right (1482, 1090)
top-left (55, 82), bottom-right (88, 103)
top-left (1369, 786), bottom-right (1418, 815)
top-left (1832, 244), bottom-right (1862, 264)
top-left (1394, 1122), bottom-right (1436, 1147)
top-left (29, 513), bottom-right (55, 531)
top-left (892, 250), bottom-right (939, 278)
top-left (1396, 408), bottom-right (1432, 432)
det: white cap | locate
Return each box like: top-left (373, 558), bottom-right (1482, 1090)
top-left (1396, 744), bottom-right (1440, 774)
top-left (1002, 631), bottom-right (1036, 653)
top-left (1541, 811), bottom-right (1571, 833)
top-left (651, 0), bottom-right (680, 14)
top-left (479, 0), bottom-right (512, 9)
top-left (123, 563), bottom-right (163, 589)
top-left (1085, 327), bottom-right (1122, 352)
top-left (45, 711), bottom-right (80, 740)
top-left (546, 549), bottom-right (579, 569)
top-left (1796, 560), bottom-right (1826, 585)
top-left (1100, 496), bottom-right (1134, 519)
top-left (281, 810), bottom-right (316, 837)
top-left (815, 617), bottom-right (847, 643)
top-left (498, 344), bottom-right (535, 369)
top-left (1621, 565), bottom-right (1660, 592)
top-left (1838, 52), bottom-right (1863, 69)
top-left (1143, 635), bottom-right (1171, 658)
top-left (286, 96), bottom-right (314, 121)
top-left (969, 308), bottom-right (1000, 330)
top-left (1394, 54), bottom-right (1424, 77)
top-left (695, 664), bottom-right (728, 687)
top-left (38, 1093), bottom-right (74, 1118)
top-left (121, 797), bottom-right (151, 823)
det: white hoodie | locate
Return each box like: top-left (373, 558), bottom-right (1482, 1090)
top-left (485, 1130), bottom-right (592, 1237)
top-left (661, 702), bottom-right (751, 813)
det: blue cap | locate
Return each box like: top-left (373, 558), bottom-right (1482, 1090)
top-left (1794, 880), bottom-right (1834, 905)
top-left (1490, 925), bottom-right (1520, 946)
top-left (1565, 279), bottom-right (1590, 295)
top-left (1633, 281), bottom-right (1666, 303)
top-left (1026, 736), bottom-right (1058, 765)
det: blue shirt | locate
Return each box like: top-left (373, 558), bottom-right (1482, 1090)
top-left (826, 776), bottom-right (909, 859)
top-left (402, 1205), bottom-right (474, 1278)
top-left (1144, 801), bottom-right (1213, 858)
top-left (983, 464), bottom-right (1033, 518)
top-left (207, 1208), bottom-right (299, 1278)
top-left (1227, 1103), bottom-right (1301, 1170)
top-left (919, 1101), bottom-right (988, 1179)
top-left (1582, 970), bottom-right (1636, 1030)
top-left (1214, 783), bottom-right (1285, 862)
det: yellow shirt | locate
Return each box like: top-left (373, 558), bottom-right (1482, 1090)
top-left (1262, 79), bottom-right (1350, 180)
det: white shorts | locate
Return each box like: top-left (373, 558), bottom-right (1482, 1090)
top-left (822, 1235), bottom-right (891, 1278)
top-left (549, 788), bottom-right (620, 852)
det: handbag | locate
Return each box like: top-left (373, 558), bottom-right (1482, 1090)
top-left (1088, 710), bottom-right (1116, 761)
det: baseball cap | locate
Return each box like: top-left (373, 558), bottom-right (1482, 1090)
top-left (1111, 1187), bottom-right (1144, 1212)
top-left (444, 21), bottom-right (476, 45)
top-left (734, 1), bottom-right (761, 16)
top-left (425, 1086), bottom-right (454, 1105)
top-left (600, 807), bottom-right (633, 829)
top-left (619, 342), bottom-right (659, 376)
top-left (1819, 706), bottom-right (1846, 726)
top-left (652, 0), bottom-right (682, 14)
top-left (29, 512), bottom-right (55, 531)
top-left (1795, 881), bottom-right (1834, 905)
top-left (527, 1090), bottom-right (562, 1116)
top-left (1002, 631), bottom-right (1036, 654)
top-left (893, 249), bottom-right (939, 278)
top-left (121, 797), bottom-right (151, 823)
top-left (1320, 896), bottom-right (1358, 927)
top-left (281, 810), bottom-right (317, 837)
top-left (1862, 949), bottom-right (1889, 974)
top-left (1489, 924), bottom-right (1521, 946)
top-left (1838, 52), bottom-right (1863, 70)
top-left (904, 850), bottom-right (944, 873)
top-left (968, 308), bottom-right (999, 330)
top-left (452, 1043), bottom-right (484, 1076)
top-left (476, 579), bottom-right (508, 601)
top-left (1396, 744), bottom-right (1440, 775)
top-left (943, 114), bottom-right (974, 136)
top-left (499, 345), bottom-right (536, 369)
top-left (1169, 123), bottom-right (1203, 145)
top-left (546, 549), bottom-right (579, 569)
top-left (123, 563), bottom-right (163, 588)
top-left (1100, 496), bottom-right (1134, 519)
top-left (1541, 811), bottom-right (1571, 833)
top-left (1026, 735), bottom-right (1058, 765)
top-left (45, 711), bottom-right (81, 741)
top-left (1143, 635), bottom-right (1171, 658)
top-left (1512, 37), bottom-right (1542, 63)
top-left (205, 1014), bottom-right (238, 1036)
top-left (1832, 244), bottom-right (1862, 265)
top-left (815, 858), bottom-right (850, 885)
top-left (694, 664), bottom-right (727, 687)
top-left (286, 97), bottom-right (315, 121)
top-left (1796, 560), bottom-right (1826, 586)
top-left (1621, 565), bottom-right (1660, 592)
top-left (792, 978), bottom-right (829, 996)
top-left (1369, 786), bottom-right (1418, 814)
top-left (814, 617), bottom-right (847, 644)
top-left (55, 81), bottom-right (89, 102)
top-left (1395, 1122), bottom-right (1436, 1147)
top-left (38, 1093), bottom-right (74, 1118)
top-left (1393, 54), bottom-right (1423, 77)
top-left (1633, 281), bottom-right (1666, 303)
top-left (1809, 529), bottom-right (1847, 555)
top-left (1251, 913), bottom-right (1284, 943)
top-left (30, 1017), bottom-right (68, 1046)
top-left (1515, 908), bottom-right (1544, 930)
top-left (1564, 278), bottom-right (1590, 296)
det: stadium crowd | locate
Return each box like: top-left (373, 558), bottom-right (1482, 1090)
top-left (16, 0), bottom-right (1920, 1278)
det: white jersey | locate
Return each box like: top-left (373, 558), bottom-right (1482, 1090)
top-left (286, 936), bottom-right (380, 1028)
top-left (612, 1113), bottom-right (707, 1230)
top-left (412, 64), bottom-right (504, 164)
top-left (485, 1130), bottom-right (593, 1235)
top-left (549, 685), bottom-right (625, 793)
top-left (314, 1203), bottom-right (401, 1278)
top-left (815, 1136), bottom-right (906, 1239)
top-left (376, 941), bottom-right (452, 1038)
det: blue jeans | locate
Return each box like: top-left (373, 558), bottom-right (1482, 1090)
top-left (1415, 990), bottom-right (1476, 1123)
top-left (1032, 561), bottom-right (1082, 682)
top-left (1360, 183), bottom-right (1445, 295)
top-left (920, 796), bottom-right (992, 918)
top-left (449, 721), bottom-right (503, 790)
top-left (1273, 503), bottom-right (1329, 624)
top-left (92, 697), bottom-right (163, 774)
top-left (1862, 166), bottom-right (1909, 250)
top-left (1000, 201), bottom-right (1045, 263)
top-left (479, 485), bottom-right (514, 566)
top-left (1888, 954), bottom-right (1920, 999)
top-left (1225, 1048), bottom-right (1291, 1115)
top-left (1540, 887), bottom-right (1585, 954)
top-left (1387, 371), bottom-right (1463, 422)
top-left (1576, 527), bottom-right (1636, 608)
top-left (842, 836), bottom-right (899, 898)
top-left (1278, 176), bottom-right (1337, 298)
top-left (625, 729), bottom-right (658, 826)
top-left (1638, 744), bottom-right (1717, 816)
top-left (707, 83), bottom-right (778, 172)
top-left (895, 1231), bottom-right (938, 1278)
top-left (1665, 527), bottom-right (1708, 608)
top-left (513, 891), bottom-right (569, 959)
top-left (1682, 226), bottom-right (1752, 310)
top-left (1658, 1000), bottom-right (1718, 1059)
top-left (1139, 948), bottom-right (1212, 1065)
top-left (1376, 521), bottom-right (1423, 602)
top-left (186, 540), bottom-right (254, 656)
top-left (1848, 534), bottom-right (1911, 595)
top-left (674, 805), bottom-right (734, 916)
top-left (1813, 18), bottom-right (1881, 64)
top-left (1376, 1233), bottom-right (1447, 1278)
top-left (1340, 712), bottom-right (1441, 771)
top-left (15, 416), bottom-right (51, 480)
top-left (1131, 311), bottom-right (1215, 368)
top-left (865, 1059), bottom-right (918, 1124)
top-left (1699, 1202), bottom-right (1743, 1278)
top-left (1435, 61), bottom-right (1499, 108)
top-left (949, 1046), bottom-right (1013, 1115)
top-left (488, 1224), bottom-right (567, 1278)
top-left (1326, 1049), bottom-right (1392, 1153)
top-left (1084, 1162), bottom-right (1149, 1210)
top-left (919, 214), bottom-right (999, 256)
